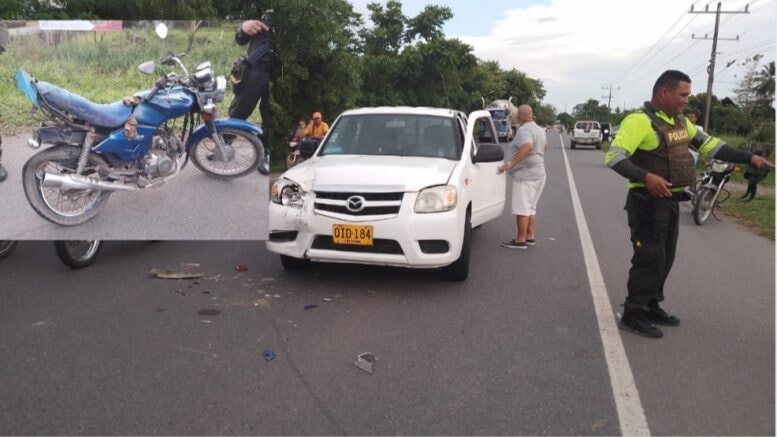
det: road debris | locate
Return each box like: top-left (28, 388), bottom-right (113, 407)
top-left (322, 297), bottom-right (335, 302)
top-left (273, 294), bottom-right (282, 299)
top-left (236, 265), bottom-right (249, 272)
top-left (198, 309), bottom-right (221, 316)
top-left (204, 274), bottom-right (222, 281)
top-left (548, 237), bottom-right (556, 241)
top-left (304, 304), bottom-right (318, 311)
top-left (263, 349), bottom-right (275, 361)
top-left (260, 277), bottom-right (276, 283)
top-left (353, 352), bottom-right (377, 374)
top-left (182, 262), bottom-right (201, 268)
top-left (201, 320), bottom-right (213, 324)
top-left (150, 268), bottom-right (204, 280)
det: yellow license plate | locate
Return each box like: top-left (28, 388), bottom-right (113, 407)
top-left (332, 224), bottom-right (374, 246)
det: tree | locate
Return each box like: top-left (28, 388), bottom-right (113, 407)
top-left (753, 61), bottom-right (775, 107)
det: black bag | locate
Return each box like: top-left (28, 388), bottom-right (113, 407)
top-left (230, 56), bottom-right (248, 94)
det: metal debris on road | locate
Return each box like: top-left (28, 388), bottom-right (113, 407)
top-left (304, 304), bottom-right (318, 311)
top-left (149, 268), bottom-right (204, 280)
top-left (353, 352), bottom-right (377, 374)
top-left (263, 349), bottom-right (275, 361)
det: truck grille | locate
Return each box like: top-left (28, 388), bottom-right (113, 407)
top-left (311, 235), bottom-right (404, 255)
top-left (314, 191), bottom-right (404, 216)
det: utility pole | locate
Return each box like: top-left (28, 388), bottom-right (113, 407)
top-left (690, 2), bottom-right (748, 131)
top-left (601, 85), bottom-right (620, 121)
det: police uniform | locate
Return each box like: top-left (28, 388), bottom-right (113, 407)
top-left (606, 102), bottom-right (749, 314)
top-left (228, 20), bottom-right (270, 144)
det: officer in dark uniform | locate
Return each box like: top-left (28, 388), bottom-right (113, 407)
top-left (605, 70), bottom-right (773, 338)
top-left (0, 21), bottom-right (9, 182)
top-left (229, 17), bottom-right (271, 173)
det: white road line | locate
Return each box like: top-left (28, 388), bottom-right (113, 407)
top-left (558, 133), bottom-right (651, 436)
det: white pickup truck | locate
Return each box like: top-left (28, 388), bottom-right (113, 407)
top-left (570, 120), bottom-right (603, 149)
top-left (267, 107), bottom-right (506, 281)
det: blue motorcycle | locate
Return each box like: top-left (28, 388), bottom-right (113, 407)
top-left (14, 23), bottom-right (265, 226)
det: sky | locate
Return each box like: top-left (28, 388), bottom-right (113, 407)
top-left (349, 0), bottom-right (776, 114)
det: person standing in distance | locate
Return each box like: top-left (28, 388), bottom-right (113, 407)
top-left (605, 70), bottom-right (773, 339)
top-left (230, 17), bottom-right (271, 173)
top-left (498, 104), bottom-right (548, 250)
top-left (303, 112), bottom-right (329, 140)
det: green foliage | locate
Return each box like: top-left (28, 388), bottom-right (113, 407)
top-left (720, 191), bottom-right (775, 241)
top-left (0, 24), bottom-right (254, 134)
top-left (1, 0), bottom-right (551, 169)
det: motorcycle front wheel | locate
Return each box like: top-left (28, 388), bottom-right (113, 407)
top-left (54, 240), bottom-right (102, 269)
top-left (692, 187), bottom-right (716, 225)
top-left (0, 241), bottom-right (18, 259)
top-left (22, 146), bottom-right (112, 226)
top-left (190, 128), bottom-right (263, 179)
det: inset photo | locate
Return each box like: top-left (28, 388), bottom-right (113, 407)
top-left (0, 20), bottom-right (270, 239)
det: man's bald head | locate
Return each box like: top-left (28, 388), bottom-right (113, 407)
top-left (517, 104), bottom-right (534, 123)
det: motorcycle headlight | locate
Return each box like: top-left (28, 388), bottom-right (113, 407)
top-left (415, 185), bottom-right (457, 213)
top-left (271, 178), bottom-right (304, 208)
top-left (711, 160), bottom-right (729, 173)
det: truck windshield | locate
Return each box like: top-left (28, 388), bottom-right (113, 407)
top-left (319, 114), bottom-right (462, 160)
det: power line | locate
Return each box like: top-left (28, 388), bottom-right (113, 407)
top-left (609, 1), bottom-right (701, 84)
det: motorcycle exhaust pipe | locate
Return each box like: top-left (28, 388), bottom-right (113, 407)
top-left (41, 172), bottom-right (137, 192)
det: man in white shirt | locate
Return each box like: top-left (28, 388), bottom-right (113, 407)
top-left (498, 105), bottom-right (548, 250)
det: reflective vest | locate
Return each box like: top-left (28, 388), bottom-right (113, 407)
top-left (629, 103), bottom-right (696, 187)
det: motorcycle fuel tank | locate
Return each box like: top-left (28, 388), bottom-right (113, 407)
top-left (133, 87), bottom-right (197, 126)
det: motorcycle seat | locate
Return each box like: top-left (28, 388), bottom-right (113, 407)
top-left (35, 81), bottom-right (133, 129)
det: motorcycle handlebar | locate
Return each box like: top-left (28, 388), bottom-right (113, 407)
top-left (146, 76), bottom-right (167, 100)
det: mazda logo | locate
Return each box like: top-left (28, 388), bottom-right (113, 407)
top-left (346, 196), bottom-right (366, 212)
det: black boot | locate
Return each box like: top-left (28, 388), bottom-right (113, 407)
top-left (0, 163), bottom-right (7, 183)
top-left (646, 301), bottom-right (680, 326)
top-left (619, 308), bottom-right (663, 338)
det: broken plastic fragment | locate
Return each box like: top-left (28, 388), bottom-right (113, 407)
top-left (353, 352), bottom-right (377, 374)
top-left (150, 268), bottom-right (204, 280)
top-left (263, 349), bottom-right (275, 361)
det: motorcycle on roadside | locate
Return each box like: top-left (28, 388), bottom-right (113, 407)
top-left (14, 23), bottom-right (265, 226)
top-left (690, 159), bottom-right (738, 225)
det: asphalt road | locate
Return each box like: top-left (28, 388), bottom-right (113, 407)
top-left (0, 131), bottom-right (773, 435)
top-left (0, 132), bottom-right (269, 239)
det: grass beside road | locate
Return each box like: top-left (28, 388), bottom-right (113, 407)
top-left (719, 191), bottom-right (775, 240)
top-left (0, 23), bottom-right (261, 135)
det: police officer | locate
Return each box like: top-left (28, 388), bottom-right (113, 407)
top-left (0, 21), bottom-right (10, 182)
top-left (605, 70), bottom-right (773, 339)
top-left (229, 18), bottom-right (270, 173)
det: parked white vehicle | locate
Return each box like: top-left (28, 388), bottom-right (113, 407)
top-left (570, 120), bottom-right (603, 149)
top-left (267, 107), bottom-right (506, 280)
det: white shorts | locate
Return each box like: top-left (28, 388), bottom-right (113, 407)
top-left (511, 175), bottom-right (546, 216)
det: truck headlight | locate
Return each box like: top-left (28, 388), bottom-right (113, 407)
top-left (415, 185), bottom-right (457, 213)
top-left (271, 178), bottom-right (304, 208)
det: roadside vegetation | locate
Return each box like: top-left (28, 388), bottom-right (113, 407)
top-left (0, 22), bottom-right (260, 136)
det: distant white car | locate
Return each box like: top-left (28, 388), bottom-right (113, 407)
top-left (570, 120), bottom-right (603, 149)
top-left (267, 107), bottom-right (506, 281)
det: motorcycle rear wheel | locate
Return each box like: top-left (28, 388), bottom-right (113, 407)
top-left (54, 240), bottom-right (102, 269)
top-left (692, 187), bottom-right (715, 225)
top-left (22, 146), bottom-right (112, 226)
top-left (190, 128), bottom-right (263, 179)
